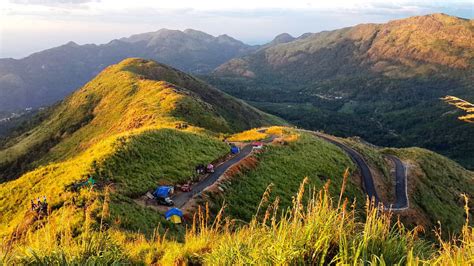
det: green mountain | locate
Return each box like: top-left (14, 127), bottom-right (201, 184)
top-left (210, 13), bottom-right (474, 169)
top-left (0, 58), bottom-right (284, 181)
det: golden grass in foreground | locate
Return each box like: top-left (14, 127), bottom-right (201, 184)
top-left (1, 175), bottom-right (472, 265)
top-left (442, 95), bottom-right (474, 123)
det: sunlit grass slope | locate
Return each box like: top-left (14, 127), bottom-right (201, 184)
top-left (0, 128), bottom-right (229, 239)
top-left (0, 58), bottom-right (284, 180)
top-left (0, 58), bottom-right (286, 240)
top-left (2, 179), bottom-right (471, 265)
top-left (205, 131), bottom-right (364, 221)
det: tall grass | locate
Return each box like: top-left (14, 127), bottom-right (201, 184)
top-left (227, 128), bottom-right (268, 142)
top-left (442, 95), bottom-right (474, 123)
top-left (2, 173), bottom-right (471, 265)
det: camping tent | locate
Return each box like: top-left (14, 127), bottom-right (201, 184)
top-left (230, 146), bottom-right (240, 154)
top-left (153, 186), bottom-right (172, 198)
top-left (165, 208), bottom-right (183, 224)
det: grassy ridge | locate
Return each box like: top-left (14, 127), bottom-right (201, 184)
top-left (0, 58), bottom-right (284, 181)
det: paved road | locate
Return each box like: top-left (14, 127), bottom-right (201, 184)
top-left (311, 132), bottom-right (380, 203)
top-left (385, 155), bottom-right (409, 210)
top-left (172, 144), bottom-right (254, 207)
top-left (169, 128), bottom-right (409, 211)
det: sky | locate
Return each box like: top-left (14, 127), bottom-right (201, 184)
top-left (0, 0), bottom-right (472, 58)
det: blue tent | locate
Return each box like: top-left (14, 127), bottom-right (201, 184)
top-left (230, 146), bottom-right (240, 154)
top-left (165, 208), bottom-right (183, 219)
top-left (153, 186), bottom-right (171, 198)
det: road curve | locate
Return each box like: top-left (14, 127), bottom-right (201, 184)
top-left (172, 144), bottom-right (254, 207)
top-left (385, 155), bottom-right (409, 210)
top-left (310, 132), bottom-right (380, 203)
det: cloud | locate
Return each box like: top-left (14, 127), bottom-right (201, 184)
top-left (9, 0), bottom-right (99, 5)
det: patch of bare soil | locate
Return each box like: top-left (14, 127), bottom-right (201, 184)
top-left (133, 196), bottom-right (168, 213)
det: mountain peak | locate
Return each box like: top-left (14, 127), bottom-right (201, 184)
top-left (269, 33), bottom-right (295, 45)
top-left (387, 12), bottom-right (470, 27)
top-left (64, 41), bottom-right (79, 47)
top-left (183, 29), bottom-right (214, 39)
top-left (217, 34), bottom-right (245, 45)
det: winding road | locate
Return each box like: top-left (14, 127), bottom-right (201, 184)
top-left (172, 144), bottom-right (254, 207)
top-left (300, 129), bottom-right (409, 210)
top-left (150, 128), bottom-right (408, 211)
top-left (385, 155), bottom-right (409, 210)
top-left (311, 132), bottom-right (380, 203)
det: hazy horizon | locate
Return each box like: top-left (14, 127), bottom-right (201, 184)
top-left (1, 0), bottom-right (472, 59)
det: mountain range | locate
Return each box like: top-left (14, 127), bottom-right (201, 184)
top-left (209, 13), bottom-right (474, 169)
top-left (0, 29), bottom-right (257, 112)
top-left (1, 57), bottom-right (471, 241)
top-left (1, 13), bottom-right (473, 171)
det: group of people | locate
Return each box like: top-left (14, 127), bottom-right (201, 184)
top-left (195, 163), bottom-right (214, 174)
top-left (31, 196), bottom-right (48, 215)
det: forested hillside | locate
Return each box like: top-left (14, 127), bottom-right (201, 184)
top-left (210, 14), bottom-right (474, 169)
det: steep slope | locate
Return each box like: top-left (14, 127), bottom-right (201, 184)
top-left (210, 13), bottom-right (474, 169)
top-left (0, 58), bottom-right (284, 181)
top-left (0, 29), bottom-right (258, 112)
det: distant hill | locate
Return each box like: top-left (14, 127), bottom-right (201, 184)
top-left (0, 29), bottom-right (258, 112)
top-left (210, 13), bottom-right (474, 169)
top-left (0, 58), bottom-right (284, 181)
top-left (216, 13), bottom-right (473, 79)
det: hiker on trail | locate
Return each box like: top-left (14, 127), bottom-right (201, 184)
top-left (30, 196), bottom-right (48, 215)
top-left (31, 199), bottom-right (37, 211)
top-left (196, 164), bottom-right (205, 174)
top-left (41, 196), bottom-right (48, 214)
top-left (207, 163), bottom-right (214, 173)
top-left (87, 176), bottom-right (96, 187)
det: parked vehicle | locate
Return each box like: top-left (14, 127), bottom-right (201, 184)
top-left (153, 186), bottom-right (174, 206)
top-left (230, 145), bottom-right (240, 154)
top-left (252, 141), bottom-right (264, 149)
top-left (206, 163), bottom-right (214, 173)
top-left (180, 183), bottom-right (192, 192)
top-left (157, 197), bottom-right (174, 206)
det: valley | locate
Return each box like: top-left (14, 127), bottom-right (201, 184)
top-left (208, 13), bottom-right (474, 170)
